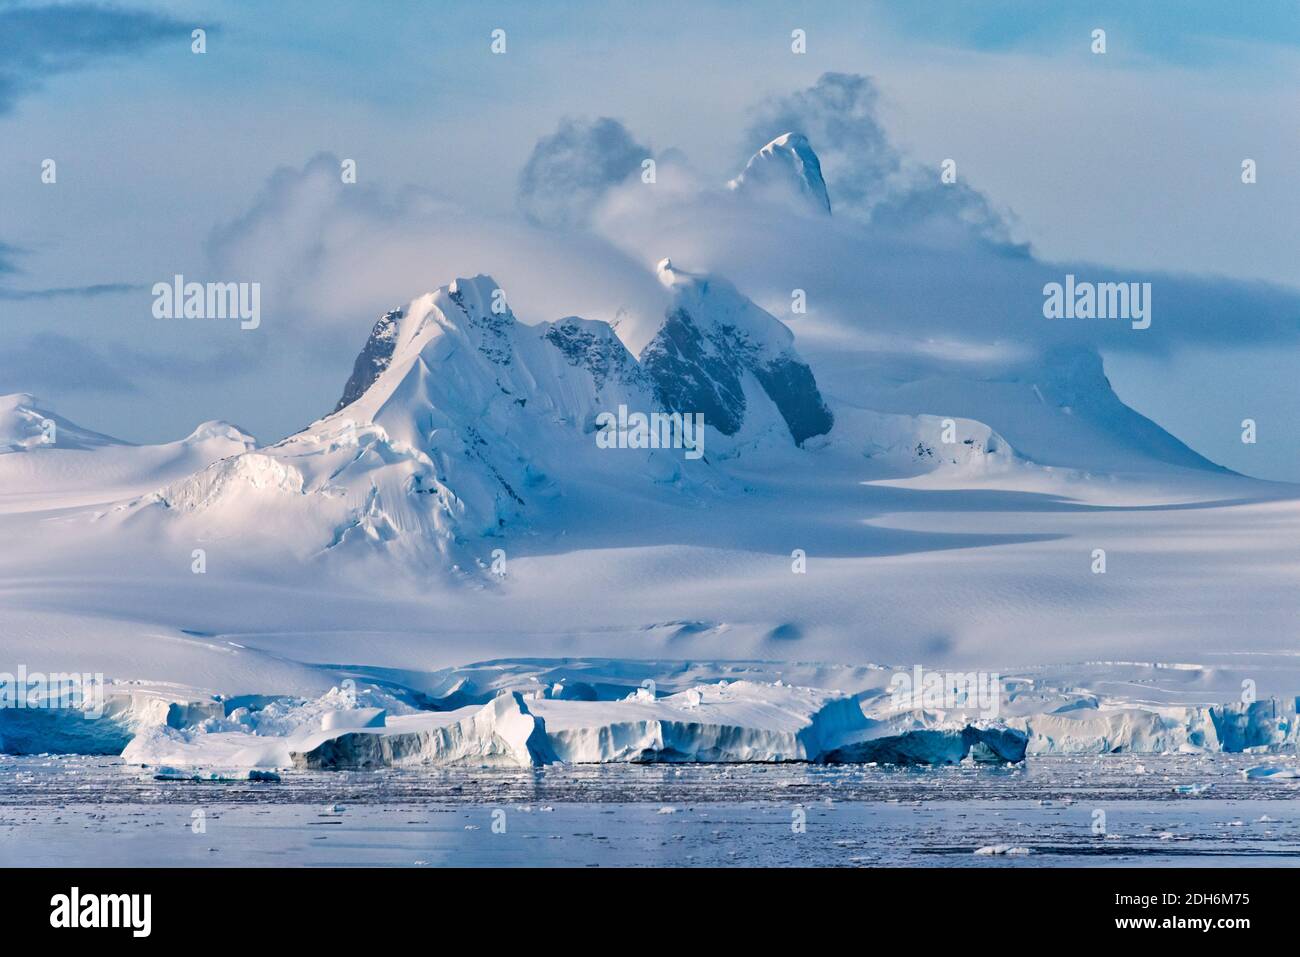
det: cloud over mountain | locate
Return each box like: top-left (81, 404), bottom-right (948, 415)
top-left (517, 116), bottom-right (651, 229)
top-left (739, 72), bottom-right (1016, 247)
top-left (198, 73), bottom-right (1300, 439)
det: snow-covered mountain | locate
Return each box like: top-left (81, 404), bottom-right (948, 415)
top-left (715, 134), bottom-right (1224, 479)
top-left (117, 132), bottom-right (1229, 564)
top-left (119, 250), bottom-right (1231, 564)
top-left (134, 277), bottom-right (649, 557)
top-left (645, 259), bottom-right (833, 445)
top-left (728, 132), bottom-right (832, 215)
top-left (126, 265), bottom-right (837, 559)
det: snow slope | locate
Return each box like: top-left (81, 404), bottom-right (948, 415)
top-left (0, 394), bottom-right (255, 513)
top-left (805, 343), bottom-right (1227, 477)
top-left (1, 393), bottom-right (124, 452)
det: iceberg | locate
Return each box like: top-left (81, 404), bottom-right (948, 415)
top-left (822, 724), bottom-right (1028, 766)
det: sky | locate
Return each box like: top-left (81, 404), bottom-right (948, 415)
top-left (1, 0), bottom-right (1298, 479)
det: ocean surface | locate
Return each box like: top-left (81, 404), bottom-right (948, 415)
top-left (2, 754), bottom-right (1298, 867)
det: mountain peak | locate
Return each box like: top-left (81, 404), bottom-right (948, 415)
top-left (335, 275), bottom-right (517, 414)
top-left (0, 393), bottom-right (127, 451)
top-left (728, 132), bottom-right (831, 215)
top-left (0, 392), bottom-right (37, 411)
top-left (183, 420), bottom-right (258, 448)
top-left (640, 263), bottom-right (834, 445)
top-left (446, 274), bottom-right (511, 320)
top-left (655, 257), bottom-right (699, 287)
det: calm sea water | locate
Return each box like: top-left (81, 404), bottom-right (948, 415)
top-left (2, 754), bottom-right (1298, 867)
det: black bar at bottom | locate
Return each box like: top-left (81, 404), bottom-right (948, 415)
top-left (0, 865), bottom-right (1282, 940)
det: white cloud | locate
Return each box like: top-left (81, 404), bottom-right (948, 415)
top-left (206, 153), bottom-right (671, 348)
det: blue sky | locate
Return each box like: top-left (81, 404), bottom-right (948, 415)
top-left (877, 0), bottom-right (1300, 59)
top-left (1, 0), bottom-right (1297, 479)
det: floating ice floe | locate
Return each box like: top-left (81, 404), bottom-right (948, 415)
top-left (1242, 765), bottom-right (1300, 781)
top-left (974, 845), bottom-right (1031, 856)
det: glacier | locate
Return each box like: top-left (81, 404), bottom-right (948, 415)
top-left (52, 660), bottom-right (1294, 772)
top-left (118, 678), bottom-right (1032, 770)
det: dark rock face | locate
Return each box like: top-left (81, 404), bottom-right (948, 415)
top-left (640, 306), bottom-right (833, 444)
top-left (448, 285), bottom-right (514, 365)
top-left (641, 308), bottom-right (749, 436)
top-left (334, 309), bottom-right (402, 412)
top-left (751, 354), bottom-right (835, 446)
top-left (543, 318), bottom-right (648, 391)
